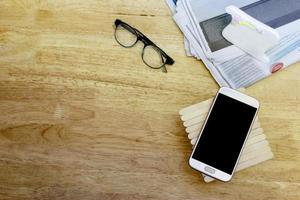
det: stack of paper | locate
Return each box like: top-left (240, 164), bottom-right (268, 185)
top-left (179, 94), bottom-right (274, 182)
top-left (166, 0), bottom-right (300, 88)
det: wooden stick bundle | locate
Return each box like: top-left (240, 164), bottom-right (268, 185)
top-left (179, 93), bottom-right (273, 182)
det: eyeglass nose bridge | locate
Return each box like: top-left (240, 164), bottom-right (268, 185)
top-left (138, 36), bottom-right (152, 46)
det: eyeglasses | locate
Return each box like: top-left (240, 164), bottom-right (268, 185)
top-left (114, 19), bottom-right (174, 73)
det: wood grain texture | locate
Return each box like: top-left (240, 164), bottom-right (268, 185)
top-left (0, 0), bottom-right (299, 200)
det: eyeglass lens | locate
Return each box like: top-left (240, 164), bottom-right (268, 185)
top-left (115, 24), bottom-right (138, 47)
top-left (142, 45), bottom-right (166, 69)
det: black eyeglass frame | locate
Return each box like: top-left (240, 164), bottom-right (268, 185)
top-left (114, 19), bottom-right (175, 72)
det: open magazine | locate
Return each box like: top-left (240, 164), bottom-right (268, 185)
top-left (167, 0), bottom-right (300, 88)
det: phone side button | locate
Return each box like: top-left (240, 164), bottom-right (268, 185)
top-left (204, 166), bottom-right (215, 174)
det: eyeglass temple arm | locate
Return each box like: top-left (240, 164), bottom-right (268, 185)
top-left (161, 54), bottom-right (168, 73)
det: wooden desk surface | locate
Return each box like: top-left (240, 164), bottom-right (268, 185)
top-left (0, 1), bottom-right (299, 199)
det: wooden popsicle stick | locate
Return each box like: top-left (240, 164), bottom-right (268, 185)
top-left (179, 98), bottom-right (213, 116)
top-left (191, 139), bottom-right (269, 163)
top-left (236, 151), bottom-right (274, 171)
top-left (245, 134), bottom-right (266, 146)
top-left (187, 123), bottom-right (261, 139)
top-left (192, 139), bottom-right (268, 162)
top-left (183, 116), bottom-right (258, 128)
top-left (183, 113), bottom-right (258, 128)
top-left (190, 138), bottom-right (197, 145)
top-left (239, 146), bottom-right (271, 163)
top-left (202, 175), bottom-right (216, 183)
top-left (202, 150), bottom-right (274, 180)
top-left (181, 109), bottom-right (209, 122)
top-left (190, 131), bottom-right (265, 146)
top-left (189, 122), bottom-right (261, 139)
top-left (182, 113), bottom-right (258, 126)
top-left (239, 140), bottom-right (269, 155)
top-left (187, 131), bottom-right (200, 139)
top-left (183, 115), bottom-right (206, 127)
top-left (203, 147), bottom-right (272, 182)
top-left (187, 121), bottom-right (261, 138)
top-left (185, 120), bottom-right (206, 133)
top-left (203, 151), bottom-right (274, 182)
top-left (183, 114), bottom-right (259, 128)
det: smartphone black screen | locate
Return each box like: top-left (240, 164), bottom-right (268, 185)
top-left (192, 93), bottom-right (257, 174)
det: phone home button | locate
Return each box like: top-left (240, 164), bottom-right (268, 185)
top-left (204, 166), bottom-right (215, 174)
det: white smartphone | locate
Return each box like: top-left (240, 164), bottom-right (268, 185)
top-left (189, 87), bottom-right (259, 182)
